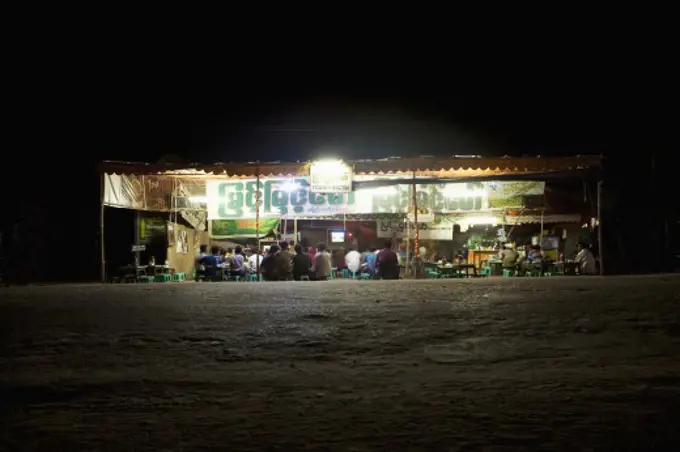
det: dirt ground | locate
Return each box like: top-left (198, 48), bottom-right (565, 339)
top-left (1, 275), bottom-right (680, 451)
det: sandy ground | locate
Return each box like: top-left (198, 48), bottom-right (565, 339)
top-left (1, 276), bottom-right (680, 451)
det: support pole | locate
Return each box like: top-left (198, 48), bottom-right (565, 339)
top-left (597, 180), bottom-right (604, 275)
top-left (100, 173), bottom-right (106, 282)
top-left (540, 209), bottom-right (544, 242)
top-left (412, 171), bottom-right (419, 259)
top-left (293, 218), bottom-right (298, 245)
top-left (255, 164), bottom-right (261, 277)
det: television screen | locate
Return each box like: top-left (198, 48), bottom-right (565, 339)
top-left (330, 230), bottom-right (345, 243)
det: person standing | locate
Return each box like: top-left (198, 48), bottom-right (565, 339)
top-left (230, 246), bottom-right (246, 277)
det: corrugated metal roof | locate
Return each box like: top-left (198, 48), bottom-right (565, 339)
top-left (100, 155), bottom-right (602, 178)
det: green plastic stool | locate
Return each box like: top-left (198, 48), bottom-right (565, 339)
top-left (359, 273), bottom-right (372, 280)
top-left (247, 273), bottom-right (258, 282)
top-left (138, 275), bottom-right (154, 283)
top-left (480, 267), bottom-right (491, 277)
top-left (171, 272), bottom-right (186, 282)
top-left (154, 274), bottom-right (171, 282)
top-left (525, 270), bottom-right (540, 277)
top-left (502, 269), bottom-right (516, 278)
top-left (341, 269), bottom-right (350, 279)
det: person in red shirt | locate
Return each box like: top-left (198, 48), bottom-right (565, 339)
top-left (376, 240), bottom-right (400, 279)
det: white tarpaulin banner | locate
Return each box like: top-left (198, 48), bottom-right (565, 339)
top-left (205, 178), bottom-right (545, 220)
top-left (377, 220), bottom-right (454, 240)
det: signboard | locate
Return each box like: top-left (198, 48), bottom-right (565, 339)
top-left (310, 161), bottom-right (352, 193)
top-left (377, 220), bottom-right (454, 241)
top-left (131, 244), bottom-right (146, 252)
top-left (210, 218), bottom-right (281, 238)
top-left (205, 178), bottom-right (544, 220)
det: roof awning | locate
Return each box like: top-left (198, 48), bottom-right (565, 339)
top-left (100, 155), bottom-right (602, 178)
top-left (503, 214), bottom-right (582, 224)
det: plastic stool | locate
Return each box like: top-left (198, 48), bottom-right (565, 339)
top-left (502, 269), bottom-right (515, 278)
top-left (479, 267), bottom-right (491, 277)
top-left (138, 275), bottom-right (155, 283)
top-left (525, 271), bottom-right (540, 277)
top-left (359, 273), bottom-right (372, 280)
top-left (300, 275), bottom-right (310, 281)
top-left (230, 275), bottom-right (242, 282)
top-left (341, 269), bottom-right (350, 279)
top-left (350, 271), bottom-right (358, 279)
top-left (171, 272), bottom-right (186, 282)
top-left (247, 273), bottom-right (258, 282)
top-left (154, 274), bottom-right (171, 282)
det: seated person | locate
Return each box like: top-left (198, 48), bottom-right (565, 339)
top-left (376, 240), bottom-right (399, 280)
top-left (200, 246), bottom-right (222, 280)
top-left (292, 244), bottom-right (312, 280)
top-left (527, 245), bottom-right (543, 264)
top-left (574, 242), bottom-right (597, 275)
top-left (261, 245), bottom-right (281, 281)
top-left (500, 244), bottom-right (519, 268)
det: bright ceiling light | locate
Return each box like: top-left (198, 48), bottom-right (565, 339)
top-left (280, 181), bottom-right (302, 192)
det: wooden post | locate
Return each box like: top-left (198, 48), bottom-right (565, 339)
top-left (255, 164), bottom-right (261, 277)
top-left (100, 172), bottom-right (106, 282)
top-left (597, 180), bottom-right (604, 275)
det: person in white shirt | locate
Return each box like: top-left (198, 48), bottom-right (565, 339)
top-left (313, 243), bottom-right (332, 280)
top-left (345, 247), bottom-right (362, 275)
top-left (574, 242), bottom-right (597, 275)
top-left (248, 250), bottom-right (263, 273)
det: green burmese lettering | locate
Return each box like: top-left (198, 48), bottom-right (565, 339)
top-left (327, 193), bottom-right (344, 205)
top-left (309, 191), bottom-right (325, 205)
top-left (432, 190), bottom-right (445, 211)
top-left (226, 182), bottom-right (244, 217)
top-left (416, 191), bottom-right (428, 211)
top-left (459, 198), bottom-right (474, 210)
top-left (263, 180), bottom-right (277, 213)
top-left (272, 190), bottom-right (289, 214)
top-left (245, 181), bottom-right (262, 213)
top-left (218, 183), bottom-right (229, 218)
top-left (290, 184), bottom-right (308, 214)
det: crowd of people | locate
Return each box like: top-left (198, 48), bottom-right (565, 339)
top-left (499, 241), bottom-right (597, 275)
top-left (196, 240), bottom-right (401, 281)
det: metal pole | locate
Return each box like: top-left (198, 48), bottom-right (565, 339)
top-left (597, 180), bottom-right (604, 275)
top-left (540, 209), bottom-right (544, 241)
top-left (294, 218), bottom-right (298, 245)
top-left (255, 164), bottom-right (261, 277)
top-left (412, 171), bottom-right (419, 259)
top-left (100, 173), bottom-right (106, 282)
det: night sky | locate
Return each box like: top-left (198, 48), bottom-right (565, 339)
top-left (5, 58), bottom-right (677, 279)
